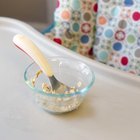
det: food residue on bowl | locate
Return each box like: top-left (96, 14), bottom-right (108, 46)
top-left (30, 70), bottom-right (82, 94)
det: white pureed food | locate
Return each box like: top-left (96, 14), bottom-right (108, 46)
top-left (30, 70), bottom-right (85, 113)
top-left (35, 93), bottom-right (84, 113)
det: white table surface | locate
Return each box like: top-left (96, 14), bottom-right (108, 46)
top-left (0, 17), bottom-right (140, 140)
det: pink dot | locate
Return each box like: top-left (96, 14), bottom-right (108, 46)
top-left (53, 38), bottom-right (62, 45)
top-left (93, 3), bottom-right (98, 12)
top-left (56, 0), bottom-right (60, 8)
top-left (132, 12), bottom-right (140, 21)
top-left (121, 56), bottom-right (129, 65)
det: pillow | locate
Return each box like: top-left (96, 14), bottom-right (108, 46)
top-left (94, 0), bottom-right (140, 75)
top-left (45, 0), bottom-right (97, 58)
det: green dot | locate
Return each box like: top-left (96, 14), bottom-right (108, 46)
top-left (98, 50), bottom-right (108, 63)
top-left (71, 45), bottom-right (77, 51)
top-left (111, 7), bottom-right (120, 17)
top-left (127, 35), bottom-right (136, 44)
top-left (71, 0), bottom-right (81, 10)
top-left (93, 26), bottom-right (96, 32)
top-left (72, 23), bottom-right (79, 32)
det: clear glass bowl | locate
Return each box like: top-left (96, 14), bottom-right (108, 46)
top-left (24, 57), bottom-right (95, 114)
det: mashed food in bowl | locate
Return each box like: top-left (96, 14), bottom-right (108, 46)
top-left (31, 70), bottom-right (82, 94)
top-left (29, 70), bottom-right (85, 113)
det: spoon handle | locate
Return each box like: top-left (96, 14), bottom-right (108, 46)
top-left (13, 34), bottom-right (53, 77)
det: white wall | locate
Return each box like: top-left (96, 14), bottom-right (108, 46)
top-left (0, 0), bottom-right (56, 24)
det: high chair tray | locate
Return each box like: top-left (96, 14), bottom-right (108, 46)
top-left (0, 17), bottom-right (140, 140)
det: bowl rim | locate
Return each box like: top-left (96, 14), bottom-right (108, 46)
top-left (24, 56), bottom-right (95, 97)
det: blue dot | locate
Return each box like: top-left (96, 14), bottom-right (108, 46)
top-left (113, 42), bottom-right (122, 51)
top-left (124, 0), bottom-right (134, 6)
top-left (80, 35), bottom-right (89, 44)
top-left (104, 29), bottom-right (113, 38)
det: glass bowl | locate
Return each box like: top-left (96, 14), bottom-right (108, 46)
top-left (24, 57), bottom-right (95, 114)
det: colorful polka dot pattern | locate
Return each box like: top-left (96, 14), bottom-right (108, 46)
top-left (94, 0), bottom-right (140, 75)
top-left (45, 0), bottom-right (97, 58)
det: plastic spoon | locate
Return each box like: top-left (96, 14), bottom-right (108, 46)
top-left (13, 34), bottom-right (71, 93)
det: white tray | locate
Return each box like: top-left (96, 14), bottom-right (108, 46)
top-left (0, 17), bottom-right (140, 140)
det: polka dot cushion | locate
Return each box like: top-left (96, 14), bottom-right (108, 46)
top-left (45, 0), bottom-right (98, 58)
top-left (94, 0), bottom-right (140, 75)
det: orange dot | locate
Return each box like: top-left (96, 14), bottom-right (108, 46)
top-left (98, 16), bottom-right (107, 25)
top-left (61, 10), bottom-right (71, 20)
